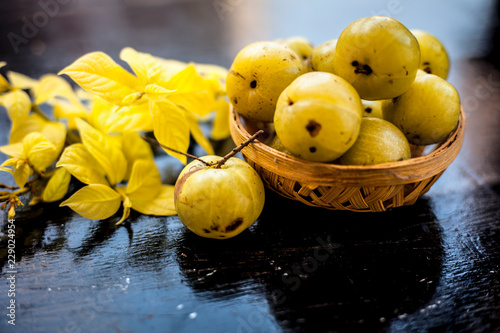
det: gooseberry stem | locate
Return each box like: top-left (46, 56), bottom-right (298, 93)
top-left (141, 130), bottom-right (264, 168)
top-left (140, 135), bottom-right (212, 166)
top-left (213, 130), bottom-right (264, 169)
top-left (0, 183), bottom-right (18, 190)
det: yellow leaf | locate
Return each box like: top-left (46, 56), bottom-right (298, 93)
top-left (131, 185), bottom-right (176, 216)
top-left (144, 84), bottom-right (175, 101)
top-left (23, 132), bottom-right (58, 171)
top-left (4, 120), bottom-right (66, 180)
top-left (53, 99), bottom-right (90, 130)
top-left (160, 65), bottom-right (216, 116)
top-left (89, 98), bottom-right (119, 132)
top-left (0, 61), bottom-right (6, 68)
top-left (56, 143), bottom-right (108, 185)
top-left (9, 114), bottom-right (47, 144)
top-left (13, 161), bottom-right (31, 188)
top-left (120, 47), bottom-right (163, 86)
top-left (41, 121), bottom-right (67, 156)
top-left (53, 99), bottom-right (89, 119)
top-left (75, 88), bottom-right (94, 103)
top-left (122, 132), bottom-right (154, 161)
top-left (144, 84), bottom-right (176, 102)
top-left (144, 84), bottom-right (175, 94)
top-left (0, 142), bottom-right (24, 159)
top-left (153, 57), bottom-right (187, 81)
top-left (126, 159), bottom-right (162, 201)
top-left (117, 106), bottom-right (154, 132)
top-left (0, 158), bottom-right (18, 170)
top-left (58, 51), bottom-right (141, 106)
top-left (161, 65), bottom-right (204, 91)
top-left (115, 187), bottom-right (132, 225)
top-left (195, 63), bottom-right (228, 82)
top-left (168, 91), bottom-right (215, 117)
top-left (194, 63), bottom-right (228, 96)
top-left (42, 167), bottom-right (71, 202)
top-left (151, 99), bottom-right (190, 164)
top-left (2, 90), bottom-right (32, 129)
top-left (185, 110), bottom-right (214, 155)
top-left (60, 184), bottom-right (121, 220)
top-left (34, 74), bottom-right (82, 106)
top-left (116, 201), bottom-right (131, 225)
top-left (121, 92), bottom-right (146, 105)
top-left (211, 99), bottom-right (231, 140)
top-left (0, 158), bottom-right (31, 188)
top-left (7, 71), bottom-right (39, 90)
top-left (204, 77), bottom-right (225, 96)
top-left (75, 118), bottom-right (127, 185)
top-left (8, 114), bottom-right (67, 157)
top-left (151, 59), bottom-right (223, 112)
top-left (121, 131), bottom-right (154, 180)
top-left (90, 98), bottom-right (153, 133)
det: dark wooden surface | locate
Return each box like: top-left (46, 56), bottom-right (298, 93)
top-left (1, 1), bottom-right (500, 332)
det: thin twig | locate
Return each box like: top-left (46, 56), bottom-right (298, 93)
top-left (0, 183), bottom-right (18, 190)
top-left (31, 104), bottom-right (51, 122)
top-left (140, 135), bottom-right (212, 166)
top-left (0, 187), bottom-right (30, 201)
top-left (213, 130), bottom-right (264, 169)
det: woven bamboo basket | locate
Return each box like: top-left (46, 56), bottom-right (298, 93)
top-left (229, 106), bottom-right (465, 212)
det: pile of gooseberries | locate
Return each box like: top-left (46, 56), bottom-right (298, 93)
top-left (226, 15), bottom-right (461, 165)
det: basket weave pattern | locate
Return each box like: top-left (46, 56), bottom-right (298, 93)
top-left (229, 106), bottom-right (465, 212)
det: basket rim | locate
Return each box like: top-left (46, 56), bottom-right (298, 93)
top-left (229, 105), bottom-right (466, 186)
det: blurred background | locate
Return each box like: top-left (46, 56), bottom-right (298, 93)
top-left (0, 0), bottom-right (496, 78)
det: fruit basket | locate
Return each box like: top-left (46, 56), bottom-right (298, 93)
top-left (229, 106), bottom-right (465, 212)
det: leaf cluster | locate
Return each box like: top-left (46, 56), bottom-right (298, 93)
top-left (0, 49), bottom-right (230, 224)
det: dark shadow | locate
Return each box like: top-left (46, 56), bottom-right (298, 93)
top-left (68, 214), bottom-right (120, 259)
top-left (260, 191), bottom-right (444, 332)
top-left (0, 188), bottom-right (145, 266)
top-left (174, 215), bottom-right (269, 301)
top-left (484, 0), bottom-right (500, 68)
top-left (122, 212), bottom-right (172, 269)
top-left (175, 189), bottom-right (444, 332)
